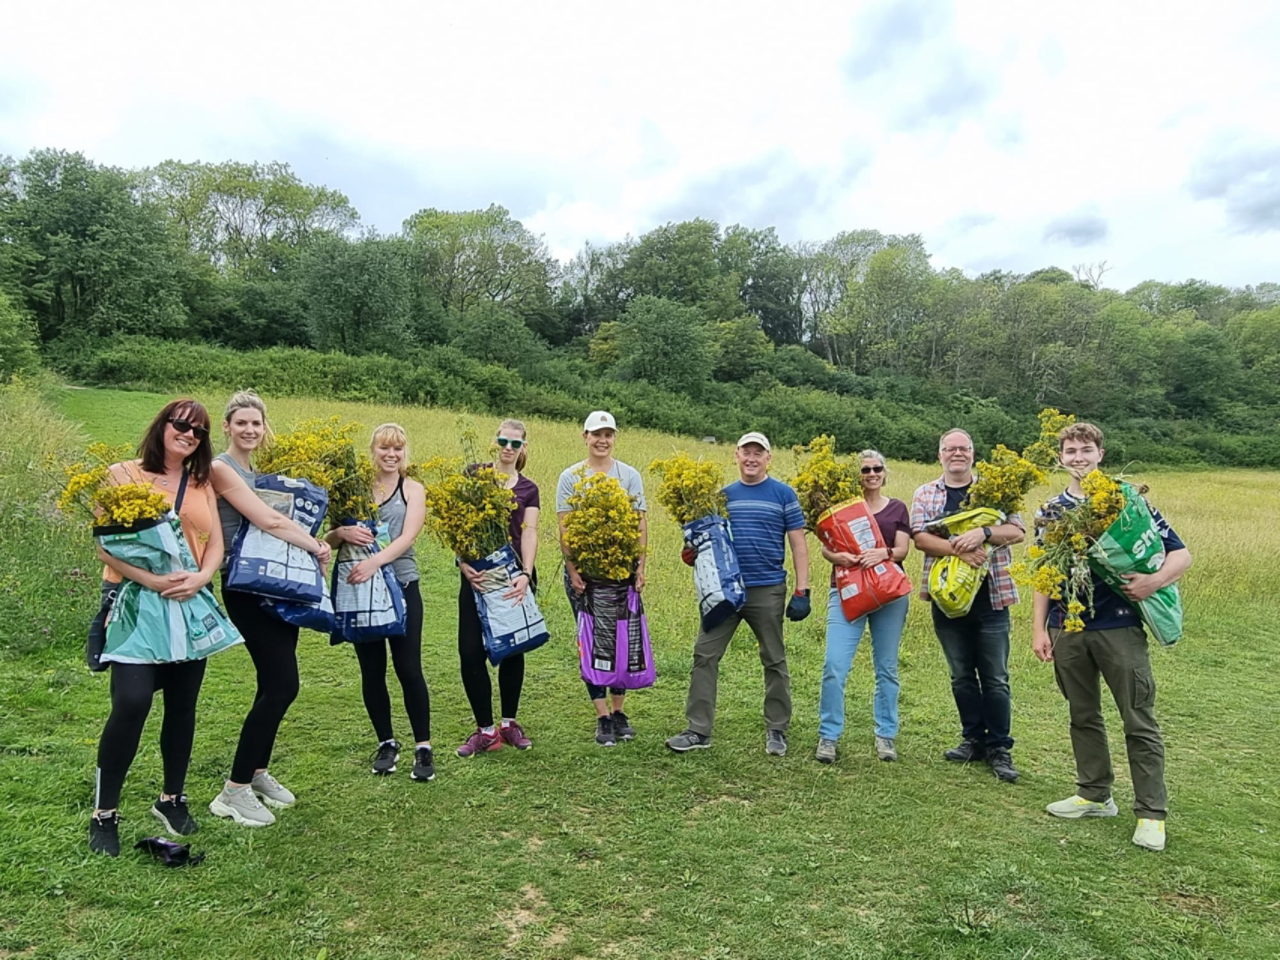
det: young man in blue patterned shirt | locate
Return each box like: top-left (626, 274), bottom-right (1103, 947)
top-left (667, 432), bottom-right (810, 757)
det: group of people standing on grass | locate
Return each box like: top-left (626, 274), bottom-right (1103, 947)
top-left (85, 396), bottom-right (1191, 859)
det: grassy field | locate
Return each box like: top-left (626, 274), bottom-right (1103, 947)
top-left (1, 383), bottom-right (1277, 959)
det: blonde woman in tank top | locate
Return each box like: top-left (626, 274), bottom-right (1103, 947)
top-left (325, 424), bottom-right (434, 782)
top-left (207, 390), bottom-right (333, 828)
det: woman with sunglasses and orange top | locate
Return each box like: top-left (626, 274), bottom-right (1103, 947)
top-left (89, 401), bottom-right (224, 856)
top-left (814, 449), bottom-right (913, 766)
top-left (455, 419), bottom-right (539, 756)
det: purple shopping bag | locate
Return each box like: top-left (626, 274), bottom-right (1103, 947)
top-left (577, 578), bottom-right (655, 690)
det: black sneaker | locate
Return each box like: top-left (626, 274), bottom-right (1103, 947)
top-left (944, 739), bottom-right (986, 763)
top-left (595, 715), bottom-right (617, 747)
top-left (611, 711), bottom-right (635, 741)
top-left (372, 739), bottom-right (400, 775)
top-left (152, 795), bottom-right (199, 836)
top-left (89, 811), bottom-right (120, 857)
top-left (988, 748), bottom-right (1019, 783)
top-left (410, 745), bottom-right (435, 782)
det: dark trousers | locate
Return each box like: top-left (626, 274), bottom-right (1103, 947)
top-left (353, 580), bottom-right (431, 743)
top-left (95, 658), bottom-right (208, 810)
top-left (564, 568), bottom-right (624, 701)
top-left (931, 601), bottom-right (1013, 751)
top-left (1052, 625), bottom-right (1167, 819)
top-left (222, 585), bottom-right (301, 783)
top-left (458, 571), bottom-right (525, 727)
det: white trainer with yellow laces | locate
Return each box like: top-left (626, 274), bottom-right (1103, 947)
top-left (1133, 818), bottom-right (1167, 851)
top-left (1046, 795), bottom-right (1120, 819)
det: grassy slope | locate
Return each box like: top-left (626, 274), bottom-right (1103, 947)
top-left (0, 386), bottom-right (1276, 960)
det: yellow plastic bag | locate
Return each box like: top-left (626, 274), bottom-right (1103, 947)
top-left (927, 507), bottom-right (1004, 619)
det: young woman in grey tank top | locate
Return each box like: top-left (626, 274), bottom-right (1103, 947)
top-left (207, 391), bottom-right (332, 829)
top-left (325, 423), bottom-right (434, 783)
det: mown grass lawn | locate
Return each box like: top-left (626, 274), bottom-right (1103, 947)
top-left (0, 385), bottom-right (1276, 959)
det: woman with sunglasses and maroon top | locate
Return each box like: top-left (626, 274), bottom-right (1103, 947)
top-left (814, 449), bottom-right (913, 766)
top-left (89, 401), bottom-right (225, 856)
top-left (455, 419), bottom-right (539, 756)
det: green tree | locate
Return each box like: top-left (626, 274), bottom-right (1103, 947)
top-left (0, 289), bottom-right (40, 381)
top-left (717, 225), bottom-right (804, 344)
top-left (713, 316), bottom-right (775, 382)
top-left (614, 296), bottom-right (713, 394)
top-left (300, 232), bottom-right (413, 355)
top-left (451, 302), bottom-right (546, 367)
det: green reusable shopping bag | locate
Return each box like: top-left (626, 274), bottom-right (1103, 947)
top-left (97, 513), bottom-right (242, 665)
top-left (927, 507), bottom-right (1006, 618)
top-left (1087, 482), bottom-right (1183, 646)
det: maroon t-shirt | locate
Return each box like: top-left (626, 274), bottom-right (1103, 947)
top-left (470, 465), bottom-right (541, 562)
top-left (828, 497), bottom-right (911, 587)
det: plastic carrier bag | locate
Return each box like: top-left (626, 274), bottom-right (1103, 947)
top-left (262, 591), bottom-right (335, 633)
top-left (815, 499), bottom-right (912, 623)
top-left (1088, 482), bottom-right (1184, 646)
top-left (683, 514), bottom-right (746, 633)
top-left (96, 513), bottom-right (242, 665)
top-left (329, 519), bottom-right (406, 644)
top-left (466, 544), bottom-right (550, 665)
top-left (224, 474), bottom-right (327, 603)
top-left (577, 578), bottom-right (655, 690)
top-left (926, 507), bottom-right (1005, 619)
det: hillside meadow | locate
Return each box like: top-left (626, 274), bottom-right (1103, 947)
top-left (0, 383), bottom-right (1277, 959)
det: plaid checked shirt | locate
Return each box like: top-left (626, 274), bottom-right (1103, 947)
top-left (909, 476), bottom-right (1024, 611)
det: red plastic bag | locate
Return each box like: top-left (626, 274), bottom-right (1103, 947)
top-left (816, 499), bottom-right (913, 622)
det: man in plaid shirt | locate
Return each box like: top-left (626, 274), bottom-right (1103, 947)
top-left (910, 429), bottom-right (1026, 783)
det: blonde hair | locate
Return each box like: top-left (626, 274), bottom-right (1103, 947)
top-left (223, 389), bottom-right (275, 447)
top-left (370, 423), bottom-right (410, 476)
top-left (498, 418), bottom-right (529, 471)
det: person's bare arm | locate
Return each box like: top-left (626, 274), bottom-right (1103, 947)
top-left (212, 460), bottom-right (329, 560)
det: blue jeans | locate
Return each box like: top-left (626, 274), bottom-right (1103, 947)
top-left (930, 601), bottom-right (1013, 750)
top-left (819, 590), bottom-right (908, 741)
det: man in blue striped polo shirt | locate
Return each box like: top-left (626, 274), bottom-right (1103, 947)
top-left (666, 432), bottom-right (810, 757)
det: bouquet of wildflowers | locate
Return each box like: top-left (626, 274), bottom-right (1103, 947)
top-left (562, 469), bottom-right (642, 580)
top-left (58, 443), bottom-right (170, 528)
top-left (649, 452), bottom-right (727, 525)
top-left (255, 417), bottom-right (374, 525)
top-left (789, 435), bottom-right (862, 531)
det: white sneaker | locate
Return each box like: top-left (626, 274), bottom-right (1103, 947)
top-left (209, 784), bottom-right (276, 826)
top-left (251, 771), bottom-right (296, 809)
top-left (1133, 818), bottom-right (1166, 851)
top-left (875, 736), bottom-right (898, 762)
top-left (1046, 795), bottom-right (1120, 819)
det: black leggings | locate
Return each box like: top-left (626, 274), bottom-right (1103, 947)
top-left (95, 657), bottom-right (208, 810)
top-left (458, 571), bottom-right (525, 728)
top-left (222, 585), bottom-right (300, 783)
top-left (353, 579), bottom-right (430, 743)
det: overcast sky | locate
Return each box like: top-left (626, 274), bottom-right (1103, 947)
top-left (4, 0), bottom-right (1279, 290)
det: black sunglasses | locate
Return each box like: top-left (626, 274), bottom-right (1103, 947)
top-left (168, 417), bottom-right (210, 440)
top-left (860, 464), bottom-right (885, 474)
top-left (495, 437), bottom-right (526, 450)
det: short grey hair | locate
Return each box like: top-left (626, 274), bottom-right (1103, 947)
top-left (859, 448), bottom-right (887, 466)
top-left (938, 428), bottom-right (973, 450)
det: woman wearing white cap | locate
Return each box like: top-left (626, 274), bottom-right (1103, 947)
top-left (555, 411), bottom-right (648, 747)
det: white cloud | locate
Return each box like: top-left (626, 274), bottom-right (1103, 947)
top-left (3, 0), bottom-right (1279, 288)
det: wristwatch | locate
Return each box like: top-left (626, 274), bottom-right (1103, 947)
top-left (982, 526), bottom-right (993, 543)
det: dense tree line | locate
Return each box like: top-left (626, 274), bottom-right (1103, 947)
top-left (2, 148), bottom-right (1278, 464)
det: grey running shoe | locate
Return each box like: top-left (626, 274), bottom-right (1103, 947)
top-left (251, 771), bottom-right (296, 809)
top-left (815, 738), bottom-right (837, 764)
top-left (1046, 795), bottom-right (1119, 819)
top-left (595, 715), bottom-right (617, 747)
top-left (875, 736), bottom-right (898, 762)
top-left (1133, 818), bottom-right (1166, 851)
top-left (152, 795), bottom-right (199, 835)
top-left (89, 811), bottom-right (120, 857)
top-left (209, 785), bottom-right (276, 827)
top-left (766, 729), bottom-right (788, 757)
top-left (372, 739), bottom-right (400, 775)
top-left (665, 729), bottom-right (711, 752)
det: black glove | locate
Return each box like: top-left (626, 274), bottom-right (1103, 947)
top-left (785, 589), bottom-right (811, 622)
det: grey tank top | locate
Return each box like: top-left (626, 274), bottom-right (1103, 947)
top-left (215, 452), bottom-right (255, 566)
top-left (377, 477), bottom-right (419, 584)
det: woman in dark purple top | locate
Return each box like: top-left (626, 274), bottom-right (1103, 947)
top-left (815, 449), bottom-right (913, 766)
top-left (455, 419), bottom-right (541, 756)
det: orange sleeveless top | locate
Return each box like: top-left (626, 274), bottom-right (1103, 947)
top-left (102, 461), bottom-right (216, 582)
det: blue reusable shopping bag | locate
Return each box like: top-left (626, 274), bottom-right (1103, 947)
top-left (224, 474), bottom-right (328, 604)
top-left (467, 544), bottom-right (549, 665)
top-left (329, 518), bottom-right (407, 644)
top-left (683, 514), bottom-right (746, 632)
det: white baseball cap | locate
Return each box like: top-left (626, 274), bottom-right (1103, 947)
top-left (583, 410), bottom-right (617, 432)
top-left (737, 431), bottom-right (771, 452)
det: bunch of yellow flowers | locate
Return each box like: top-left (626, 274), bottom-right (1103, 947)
top-left (789, 435), bottom-right (862, 531)
top-left (419, 456), bottom-right (516, 561)
top-left (256, 417), bottom-right (374, 523)
top-left (1021, 408), bottom-right (1077, 472)
top-left (962, 444), bottom-right (1045, 516)
top-left (57, 442), bottom-right (168, 528)
top-left (562, 469), bottom-right (643, 581)
top-left (649, 452), bottom-right (728, 526)
top-left (1015, 470), bottom-right (1132, 632)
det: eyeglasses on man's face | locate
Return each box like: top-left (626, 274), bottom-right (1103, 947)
top-left (940, 445), bottom-right (972, 455)
top-left (495, 437), bottom-right (526, 450)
